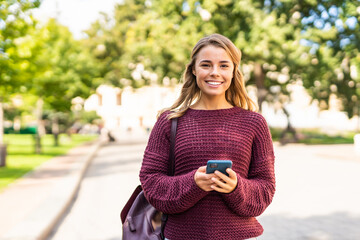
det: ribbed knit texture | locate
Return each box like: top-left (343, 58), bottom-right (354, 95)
top-left (139, 107), bottom-right (276, 240)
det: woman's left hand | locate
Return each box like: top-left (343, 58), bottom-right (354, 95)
top-left (210, 168), bottom-right (238, 193)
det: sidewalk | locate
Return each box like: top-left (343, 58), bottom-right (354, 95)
top-left (0, 140), bottom-right (103, 240)
top-left (259, 143), bottom-right (360, 239)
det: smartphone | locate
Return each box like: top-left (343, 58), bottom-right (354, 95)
top-left (206, 160), bottom-right (233, 176)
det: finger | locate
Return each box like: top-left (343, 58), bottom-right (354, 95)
top-left (200, 173), bottom-right (216, 182)
top-left (205, 173), bottom-right (217, 180)
top-left (199, 174), bottom-right (217, 182)
top-left (211, 184), bottom-right (227, 193)
top-left (199, 180), bottom-right (213, 187)
top-left (196, 168), bottom-right (214, 180)
top-left (198, 166), bottom-right (207, 172)
top-left (211, 177), bottom-right (229, 189)
top-left (209, 176), bottom-right (220, 183)
top-left (226, 168), bottom-right (237, 179)
top-left (214, 170), bottom-right (231, 182)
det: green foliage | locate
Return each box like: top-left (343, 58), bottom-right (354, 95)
top-left (298, 130), bottom-right (355, 145)
top-left (77, 110), bottom-right (101, 124)
top-left (1, 16), bottom-right (103, 140)
top-left (295, 0), bottom-right (360, 117)
top-left (3, 105), bottom-right (22, 121)
top-left (83, 0), bottom-right (360, 119)
top-left (1, 0), bottom-right (359, 142)
top-left (4, 126), bottom-right (36, 134)
top-left (28, 18), bottom-right (101, 112)
top-left (0, 0), bottom-right (40, 100)
top-left (84, 0), bottom-right (204, 87)
top-left (270, 127), bottom-right (355, 144)
top-left (0, 1), bottom-right (104, 153)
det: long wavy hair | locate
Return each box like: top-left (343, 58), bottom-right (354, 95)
top-left (160, 33), bottom-right (257, 119)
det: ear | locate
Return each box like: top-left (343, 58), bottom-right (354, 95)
top-left (192, 68), bottom-right (196, 76)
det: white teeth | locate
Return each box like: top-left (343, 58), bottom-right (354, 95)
top-left (207, 82), bottom-right (221, 85)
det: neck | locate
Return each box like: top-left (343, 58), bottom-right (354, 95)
top-left (192, 96), bottom-right (233, 110)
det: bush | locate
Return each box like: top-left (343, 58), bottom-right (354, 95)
top-left (4, 127), bottom-right (37, 134)
top-left (270, 127), bottom-right (355, 145)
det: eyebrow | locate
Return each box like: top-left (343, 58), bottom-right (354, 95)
top-left (199, 60), bottom-right (231, 63)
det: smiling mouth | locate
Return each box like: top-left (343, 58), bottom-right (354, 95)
top-left (205, 81), bottom-right (223, 86)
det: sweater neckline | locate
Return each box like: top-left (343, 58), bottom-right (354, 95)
top-left (186, 106), bottom-right (241, 116)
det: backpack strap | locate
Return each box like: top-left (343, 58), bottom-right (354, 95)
top-left (161, 117), bottom-right (178, 239)
top-left (168, 117), bottom-right (178, 176)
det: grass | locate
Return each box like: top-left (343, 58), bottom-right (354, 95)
top-left (0, 134), bottom-right (98, 191)
top-left (270, 128), bottom-right (356, 145)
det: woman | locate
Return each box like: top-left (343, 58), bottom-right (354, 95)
top-left (140, 34), bottom-right (275, 240)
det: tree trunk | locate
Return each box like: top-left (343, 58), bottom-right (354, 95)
top-left (253, 62), bottom-right (267, 112)
top-left (34, 133), bottom-right (41, 154)
top-left (52, 115), bottom-right (59, 146)
top-left (0, 101), bottom-right (4, 145)
top-left (357, 104), bottom-right (360, 132)
top-left (0, 101), bottom-right (7, 167)
top-left (35, 98), bottom-right (45, 154)
top-left (280, 107), bottom-right (298, 145)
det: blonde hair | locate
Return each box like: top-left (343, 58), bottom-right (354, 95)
top-left (159, 33), bottom-right (257, 119)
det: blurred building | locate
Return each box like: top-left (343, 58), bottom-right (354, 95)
top-left (261, 83), bottom-right (359, 133)
top-left (84, 84), bottom-right (181, 134)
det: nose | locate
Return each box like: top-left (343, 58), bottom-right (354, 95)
top-left (210, 66), bottom-right (220, 77)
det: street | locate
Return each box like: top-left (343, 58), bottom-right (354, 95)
top-left (48, 142), bottom-right (360, 240)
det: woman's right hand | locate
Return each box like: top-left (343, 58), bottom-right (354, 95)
top-left (194, 166), bottom-right (217, 192)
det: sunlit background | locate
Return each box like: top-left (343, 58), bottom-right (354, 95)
top-left (33, 0), bottom-right (123, 39)
top-left (1, 0), bottom-right (359, 142)
top-left (1, 0), bottom-right (360, 239)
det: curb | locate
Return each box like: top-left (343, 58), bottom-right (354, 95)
top-left (38, 139), bottom-right (105, 240)
top-left (1, 139), bottom-right (105, 240)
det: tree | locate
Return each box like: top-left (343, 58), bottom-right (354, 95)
top-left (84, 0), bottom-right (360, 134)
top-left (0, 0), bottom-right (40, 164)
top-left (85, 0), bottom-right (304, 104)
top-left (26, 18), bottom-right (101, 148)
top-left (293, 0), bottom-right (360, 119)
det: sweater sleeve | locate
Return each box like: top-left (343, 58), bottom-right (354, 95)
top-left (222, 114), bottom-right (276, 217)
top-left (139, 112), bottom-right (208, 214)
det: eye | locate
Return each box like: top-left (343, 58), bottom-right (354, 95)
top-left (221, 64), bottom-right (229, 68)
top-left (201, 64), bottom-right (210, 67)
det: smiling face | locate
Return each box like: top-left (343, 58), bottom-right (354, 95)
top-left (192, 45), bottom-right (234, 103)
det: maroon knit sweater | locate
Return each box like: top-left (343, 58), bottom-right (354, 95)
top-left (139, 107), bottom-right (275, 240)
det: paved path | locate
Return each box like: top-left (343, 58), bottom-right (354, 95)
top-left (48, 142), bottom-right (145, 240)
top-left (258, 144), bottom-right (360, 240)
top-left (49, 143), bottom-right (360, 240)
top-left (0, 141), bottom-right (102, 240)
